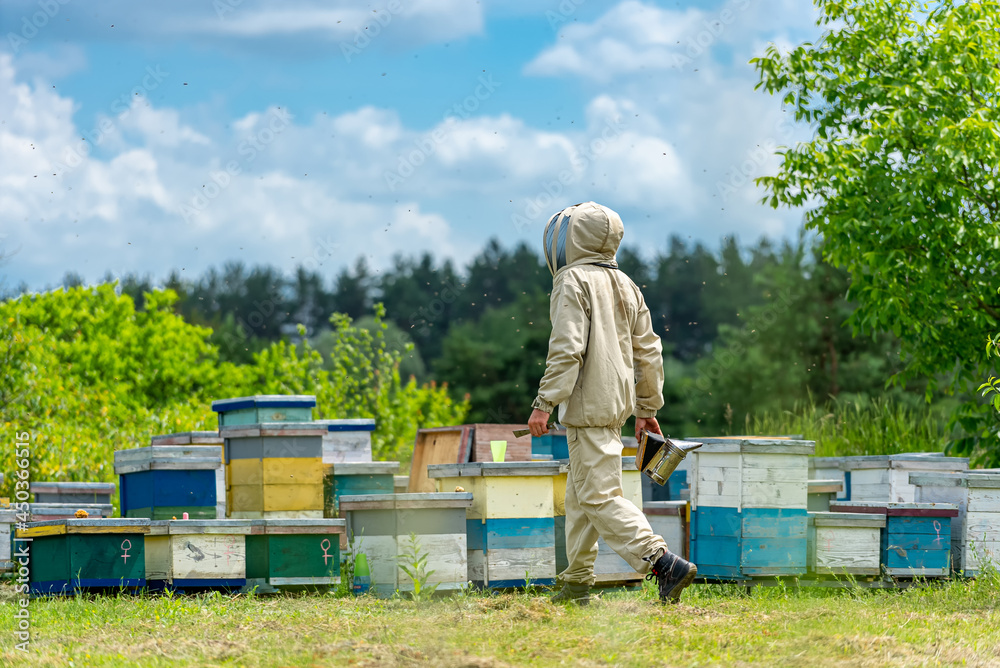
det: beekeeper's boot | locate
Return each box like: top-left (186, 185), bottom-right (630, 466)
top-left (549, 582), bottom-right (591, 606)
top-left (646, 550), bottom-right (696, 604)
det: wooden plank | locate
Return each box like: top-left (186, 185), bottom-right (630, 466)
top-left (262, 483), bottom-right (323, 512)
top-left (594, 537), bottom-right (637, 579)
top-left (170, 533), bottom-right (247, 580)
top-left (396, 533), bottom-right (468, 588)
top-left (393, 493), bottom-right (474, 510)
top-left (485, 546), bottom-right (556, 583)
top-left (262, 457), bottom-right (323, 485)
top-left (815, 526), bottom-right (881, 574)
top-left (967, 489), bottom-right (1000, 513)
top-left (144, 535), bottom-right (172, 581)
top-left (742, 481), bottom-right (808, 509)
top-left (228, 458), bottom-right (263, 485)
top-left (353, 534), bottom-right (397, 593)
top-left (229, 485), bottom-right (264, 513)
top-left (483, 477), bottom-right (554, 520)
top-left (409, 427), bottom-right (466, 494)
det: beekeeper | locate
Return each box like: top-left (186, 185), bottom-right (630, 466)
top-left (528, 201), bottom-right (697, 605)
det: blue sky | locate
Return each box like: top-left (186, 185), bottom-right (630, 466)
top-left (0, 0), bottom-right (823, 291)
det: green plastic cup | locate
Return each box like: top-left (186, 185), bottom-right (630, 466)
top-left (490, 440), bottom-right (507, 462)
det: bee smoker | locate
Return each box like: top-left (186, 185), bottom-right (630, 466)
top-left (636, 431), bottom-right (702, 486)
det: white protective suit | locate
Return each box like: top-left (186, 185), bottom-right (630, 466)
top-left (532, 201), bottom-right (669, 584)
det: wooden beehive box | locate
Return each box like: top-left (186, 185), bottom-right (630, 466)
top-left (314, 419), bottom-right (375, 465)
top-left (31, 482), bottom-right (115, 506)
top-left (808, 480), bottom-right (844, 512)
top-left (532, 428), bottom-right (568, 460)
top-left (908, 470), bottom-right (1000, 575)
top-left (245, 518), bottom-right (346, 590)
top-left (830, 501), bottom-right (958, 577)
top-left (429, 462), bottom-right (558, 589)
top-left (689, 438), bottom-right (814, 579)
top-left (145, 519), bottom-right (252, 590)
top-left (116, 445), bottom-right (224, 520)
top-left (643, 501), bottom-right (689, 560)
top-left (212, 394), bottom-right (316, 427)
top-left (340, 493), bottom-right (473, 597)
top-left (17, 518), bottom-right (150, 595)
top-left (223, 422), bottom-right (326, 519)
top-left (0, 507), bottom-right (18, 573)
top-left (808, 457), bottom-right (848, 500)
top-left (840, 454), bottom-right (969, 503)
top-left (808, 511), bottom-right (885, 576)
top-left (324, 462), bottom-right (400, 518)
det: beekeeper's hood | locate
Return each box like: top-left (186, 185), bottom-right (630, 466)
top-left (542, 201), bottom-right (624, 277)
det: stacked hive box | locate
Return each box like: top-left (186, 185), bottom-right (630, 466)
top-left (315, 419), bottom-right (376, 464)
top-left (222, 422), bottom-right (326, 519)
top-left (150, 431), bottom-right (225, 517)
top-left (17, 518), bottom-right (150, 595)
top-left (246, 518), bottom-right (347, 591)
top-left (145, 519), bottom-right (252, 590)
top-left (689, 438), bottom-right (814, 580)
top-left (324, 462), bottom-right (399, 518)
top-left (340, 493), bottom-right (473, 597)
top-left (429, 462), bottom-right (558, 589)
top-left (643, 501), bottom-right (689, 560)
top-left (807, 480), bottom-right (843, 512)
top-left (115, 440), bottom-right (224, 519)
top-left (0, 507), bottom-right (17, 572)
top-left (30, 482), bottom-right (115, 520)
top-left (807, 511), bottom-right (885, 576)
top-left (908, 471), bottom-right (1000, 575)
top-left (212, 394), bottom-right (317, 427)
top-left (830, 501), bottom-right (958, 577)
top-left (840, 454), bottom-right (968, 503)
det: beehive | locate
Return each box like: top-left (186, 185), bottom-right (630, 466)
top-left (808, 457), bottom-right (848, 500)
top-left (315, 419), bottom-right (376, 464)
top-left (830, 501), bottom-right (958, 577)
top-left (145, 519), bottom-right (252, 590)
top-left (211, 394), bottom-right (316, 427)
top-left (429, 462), bottom-right (558, 589)
top-left (908, 470), bottom-right (1000, 575)
top-left (340, 493), bottom-right (473, 597)
top-left (245, 518), bottom-right (347, 590)
top-left (31, 482), bottom-right (115, 506)
top-left (689, 438), bottom-right (814, 579)
top-left (840, 454), bottom-right (968, 503)
top-left (532, 428), bottom-right (568, 460)
top-left (115, 444), bottom-right (224, 519)
top-left (643, 501), bottom-right (689, 560)
top-left (323, 462), bottom-right (399, 517)
top-left (223, 422), bottom-right (326, 519)
top-left (17, 518), bottom-right (150, 595)
top-left (808, 511), bottom-right (885, 575)
top-left (0, 507), bottom-right (17, 572)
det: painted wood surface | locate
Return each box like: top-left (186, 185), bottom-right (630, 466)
top-left (22, 523), bottom-right (149, 594)
top-left (409, 426), bottom-right (468, 493)
top-left (169, 533), bottom-right (247, 582)
top-left (644, 501), bottom-right (688, 559)
top-left (481, 546), bottom-right (556, 586)
top-left (28, 503), bottom-right (114, 522)
top-left (262, 483), bottom-right (324, 512)
top-left (396, 533), bottom-right (468, 591)
top-left (317, 419), bottom-right (375, 465)
top-left (814, 525), bottom-right (881, 575)
top-left (470, 424), bottom-right (532, 463)
top-left (31, 482), bottom-right (115, 505)
top-left (120, 469), bottom-right (218, 519)
top-left (151, 431), bottom-right (223, 445)
top-left (594, 537), bottom-right (640, 584)
top-left (212, 395), bottom-right (316, 427)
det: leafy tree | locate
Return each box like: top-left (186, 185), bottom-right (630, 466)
top-left (753, 0), bottom-right (1000, 464)
top-left (331, 257), bottom-right (372, 320)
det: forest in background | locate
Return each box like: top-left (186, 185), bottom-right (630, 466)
top-left (9, 233), bottom-right (946, 438)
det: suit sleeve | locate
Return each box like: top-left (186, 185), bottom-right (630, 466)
top-left (532, 278), bottom-right (590, 414)
top-left (632, 292), bottom-right (664, 418)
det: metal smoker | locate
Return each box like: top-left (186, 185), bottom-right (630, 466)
top-left (636, 431), bottom-right (702, 486)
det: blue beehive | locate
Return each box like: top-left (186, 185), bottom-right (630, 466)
top-left (211, 395), bottom-right (317, 428)
top-left (688, 438), bottom-right (815, 580)
top-left (531, 428), bottom-right (568, 460)
top-left (115, 438), bottom-right (224, 520)
top-left (830, 501), bottom-right (958, 577)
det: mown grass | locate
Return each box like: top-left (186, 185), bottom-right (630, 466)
top-left (2, 574), bottom-right (999, 667)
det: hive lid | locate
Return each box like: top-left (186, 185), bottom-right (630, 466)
top-left (909, 471), bottom-right (1000, 488)
top-left (427, 461), bottom-right (562, 478)
top-left (29, 482), bottom-right (116, 493)
top-left (151, 431), bottom-right (223, 445)
top-left (332, 462), bottom-right (400, 475)
top-left (220, 423), bottom-right (327, 438)
top-left (808, 479), bottom-right (843, 493)
top-left (338, 493), bottom-right (473, 510)
top-left (315, 418), bottom-right (376, 432)
top-left (839, 453), bottom-right (969, 471)
top-left (167, 519), bottom-right (255, 535)
top-left (114, 445), bottom-right (222, 473)
top-left (29, 502), bottom-right (113, 515)
top-left (694, 438), bottom-right (815, 455)
top-left (830, 501), bottom-right (959, 517)
top-left (16, 518), bottom-right (151, 537)
top-left (212, 395), bottom-right (317, 412)
top-left (809, 511), bottom-right (886, 528)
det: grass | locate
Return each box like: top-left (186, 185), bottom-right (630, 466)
top-left (2, 574), bottom-right (999, 667)
top-left (737, 397), bottom-right (949, 457)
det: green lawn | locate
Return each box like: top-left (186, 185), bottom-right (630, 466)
top-left (2, 576), bottom-right (999, 667)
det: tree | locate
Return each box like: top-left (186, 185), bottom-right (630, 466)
top-left (753, 0), bottom-right (1000, 464)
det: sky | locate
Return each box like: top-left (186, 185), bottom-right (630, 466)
top-left (0, 0), bottom-right (824, 291)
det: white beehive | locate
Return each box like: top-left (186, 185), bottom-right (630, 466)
top-left (843, 454), bottom-right (968, 503)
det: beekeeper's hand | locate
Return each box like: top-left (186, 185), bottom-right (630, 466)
top-left (635, 416), bottom-right (662, 443)
top-left (528, 409), bottom-right (551, 437)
